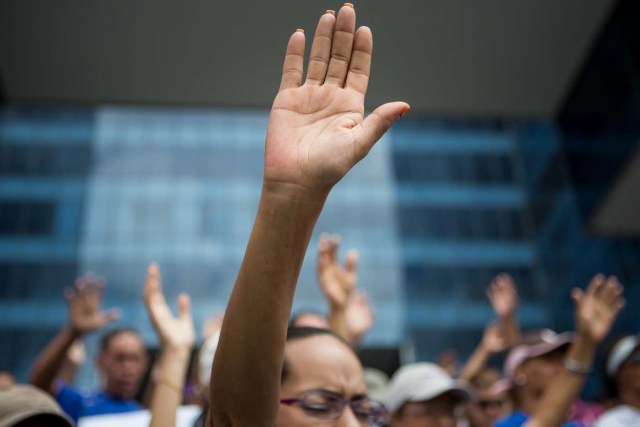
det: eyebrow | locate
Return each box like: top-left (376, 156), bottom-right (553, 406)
top-left (305, 389), bottom-right (370, 400)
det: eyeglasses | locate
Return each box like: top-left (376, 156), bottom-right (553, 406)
top-left (280, 390), bottom-right (389, 425)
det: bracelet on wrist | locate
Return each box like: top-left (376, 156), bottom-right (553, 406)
top-left (564, 357), bottom-right (592, 375)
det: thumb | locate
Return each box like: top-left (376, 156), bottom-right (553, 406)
top-left (571, 288), bottom-right (584, 306)
top-left (358, 102), bottom-right (410, 157)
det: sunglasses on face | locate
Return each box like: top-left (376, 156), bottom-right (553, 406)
top-left (476, 399), bottom-right (505, 410)
top-left (280, 390), bottom-right (389, 425)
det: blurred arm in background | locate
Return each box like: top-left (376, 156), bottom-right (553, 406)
top-left (487, 274), bottom-right (521, 348)
top-left (525, 275), bottom-right (625, 427)
top-left (460, 322), bottom-right (508, 384)
top-left (144, 263), bottom-right (196, 427)
top-left (317, 233), bottom-right (359, 343)
top-left (29, 274), bottom-right (120, 395)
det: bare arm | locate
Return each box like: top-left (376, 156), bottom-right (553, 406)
top-left (459, 323), bottom-right (506, 383)
top-left (487, 274), bottom-right (521, 347)
top-left (29, 274), bottom-right (119, 394)
top-left (145, 264), bottom-right (196, 427)
top-left (525, 275), bottom-right (625, 427)
top-left (57, 340), bottom-right (86, 386)
top-left (208, 5), bottom-right (409, 426)
top-left (317, 233), bottom-right (359, 342)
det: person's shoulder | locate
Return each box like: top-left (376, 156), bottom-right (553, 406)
top-left (78, 390), bottom-right (142, 417)
top-left (495, 411), bottom-right (529, 427)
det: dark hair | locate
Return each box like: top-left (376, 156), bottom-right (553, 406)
top-left (288, 310), bottom-right (328, 327)
top-left (281, 326), bottom-right (353, 383)
top-left (99, 327), bottom-right (141, 352)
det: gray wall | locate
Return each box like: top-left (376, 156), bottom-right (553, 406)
top-left (0, 0), bottom-right (614, 118)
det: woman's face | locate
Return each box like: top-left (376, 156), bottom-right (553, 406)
top-left (276, 334), bottom-right (370, 427)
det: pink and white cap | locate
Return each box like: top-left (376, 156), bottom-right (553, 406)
top-left (504, 329), bottom-right (574, 380)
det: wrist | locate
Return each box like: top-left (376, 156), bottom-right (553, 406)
top-left (65, 325), bottom-right (85, 339)
top-left (564, 357), bottom-right (592, 375)
top-left (262, 181), bottom-right (330, 205)
top-left (329, 300), bottom-right (348, 312)
top-left (161, 343), bottom-right (192, 360)
top-left (498, 311), bottom-right (516, 321)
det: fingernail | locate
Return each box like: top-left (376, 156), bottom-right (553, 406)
top-left (399, 105), bottom-right (411, 117)
top-left (344, 3), bottom-right (354, 8)
top-left (325, 9), bottom-right (335, 15)
top-left (296, 28), bottom-right (304, 33)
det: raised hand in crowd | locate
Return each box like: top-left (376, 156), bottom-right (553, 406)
top-left (29, 274), bottom-right (120, 395)
top-left (346, 290), bottom-right (374, 345)
top-left (144, 263), bottom-right (195, 427)
top-left (487, 273), bottom-right (521, 347)
top-left (66, 275), bottom-right (121, 335)
top-left (460, 323), bottom-right (508, 383)
top-left (438, 348), bottom-right (459, 377)
top-left (210, 4), bottom-right (408, 426)
top-left (317, 233), bottom-right (359, 342)
top-left (524, 275), bottom-right (625, 427)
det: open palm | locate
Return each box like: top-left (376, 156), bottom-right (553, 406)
top-left (317, 233), bottom-right (358, 307)
top-left (144, 263), bottom-right (195, 351)
top-left (264, 6), bottom-right (408, 192)
top-left (573, 275), bottom-right (625, 343)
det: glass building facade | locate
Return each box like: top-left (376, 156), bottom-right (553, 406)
top-left (1, 106), bottom-right (639, 394)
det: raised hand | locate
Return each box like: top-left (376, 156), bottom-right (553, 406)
top-left (487, 274), bottom-right (518, 319)
top-left (481, 322), bottom-right (508, 354)
top-left (64, 273), bottom-right (119, 335)
top-left (144, 263), bottom-right (195, 352)
top-left (346, 290), bottom-right (374, 343)
top-left (317, 233), bottom-right (358, 308)
top-left (572, 275), bottom-right (625, 343)
top-left (264, 5), bottom-right (409, 194)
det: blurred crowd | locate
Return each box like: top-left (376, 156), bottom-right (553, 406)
top-left (0, 236), bottom-right (636, 427)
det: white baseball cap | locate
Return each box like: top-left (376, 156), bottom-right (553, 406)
top-left (606, 335), bottom-right (640, 378)
top-left (385, 363), bottom-right (471, 413)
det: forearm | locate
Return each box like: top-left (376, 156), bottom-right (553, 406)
top-left (29, 326), bottom-right (81, 393)
top-left (499, 314), bottom-right (521, 347)
top-left (459, 344), bottom-right (490, 383)
top-left (57, 358), bottom-right (80, 385)
top-left (149, 347), bottom-right (191, 427)
top-left (210, 184), bottom-right (327, 426)
top-left (526, 333), bottom-right (596, 427)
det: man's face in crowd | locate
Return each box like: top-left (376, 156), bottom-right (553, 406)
top-left (97, 331), bottom-right (147, 399)
top-left (467, 388), bottom-right (509, 427)
top-left (276, 334), bottom-right (368, 426)
top-left (391, 393), bottom-right (458, 427)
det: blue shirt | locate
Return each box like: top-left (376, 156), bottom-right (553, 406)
top-left (56, 383), bottom-right (143, 422)
top-left (495, 411), bottom-right (582, 427)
